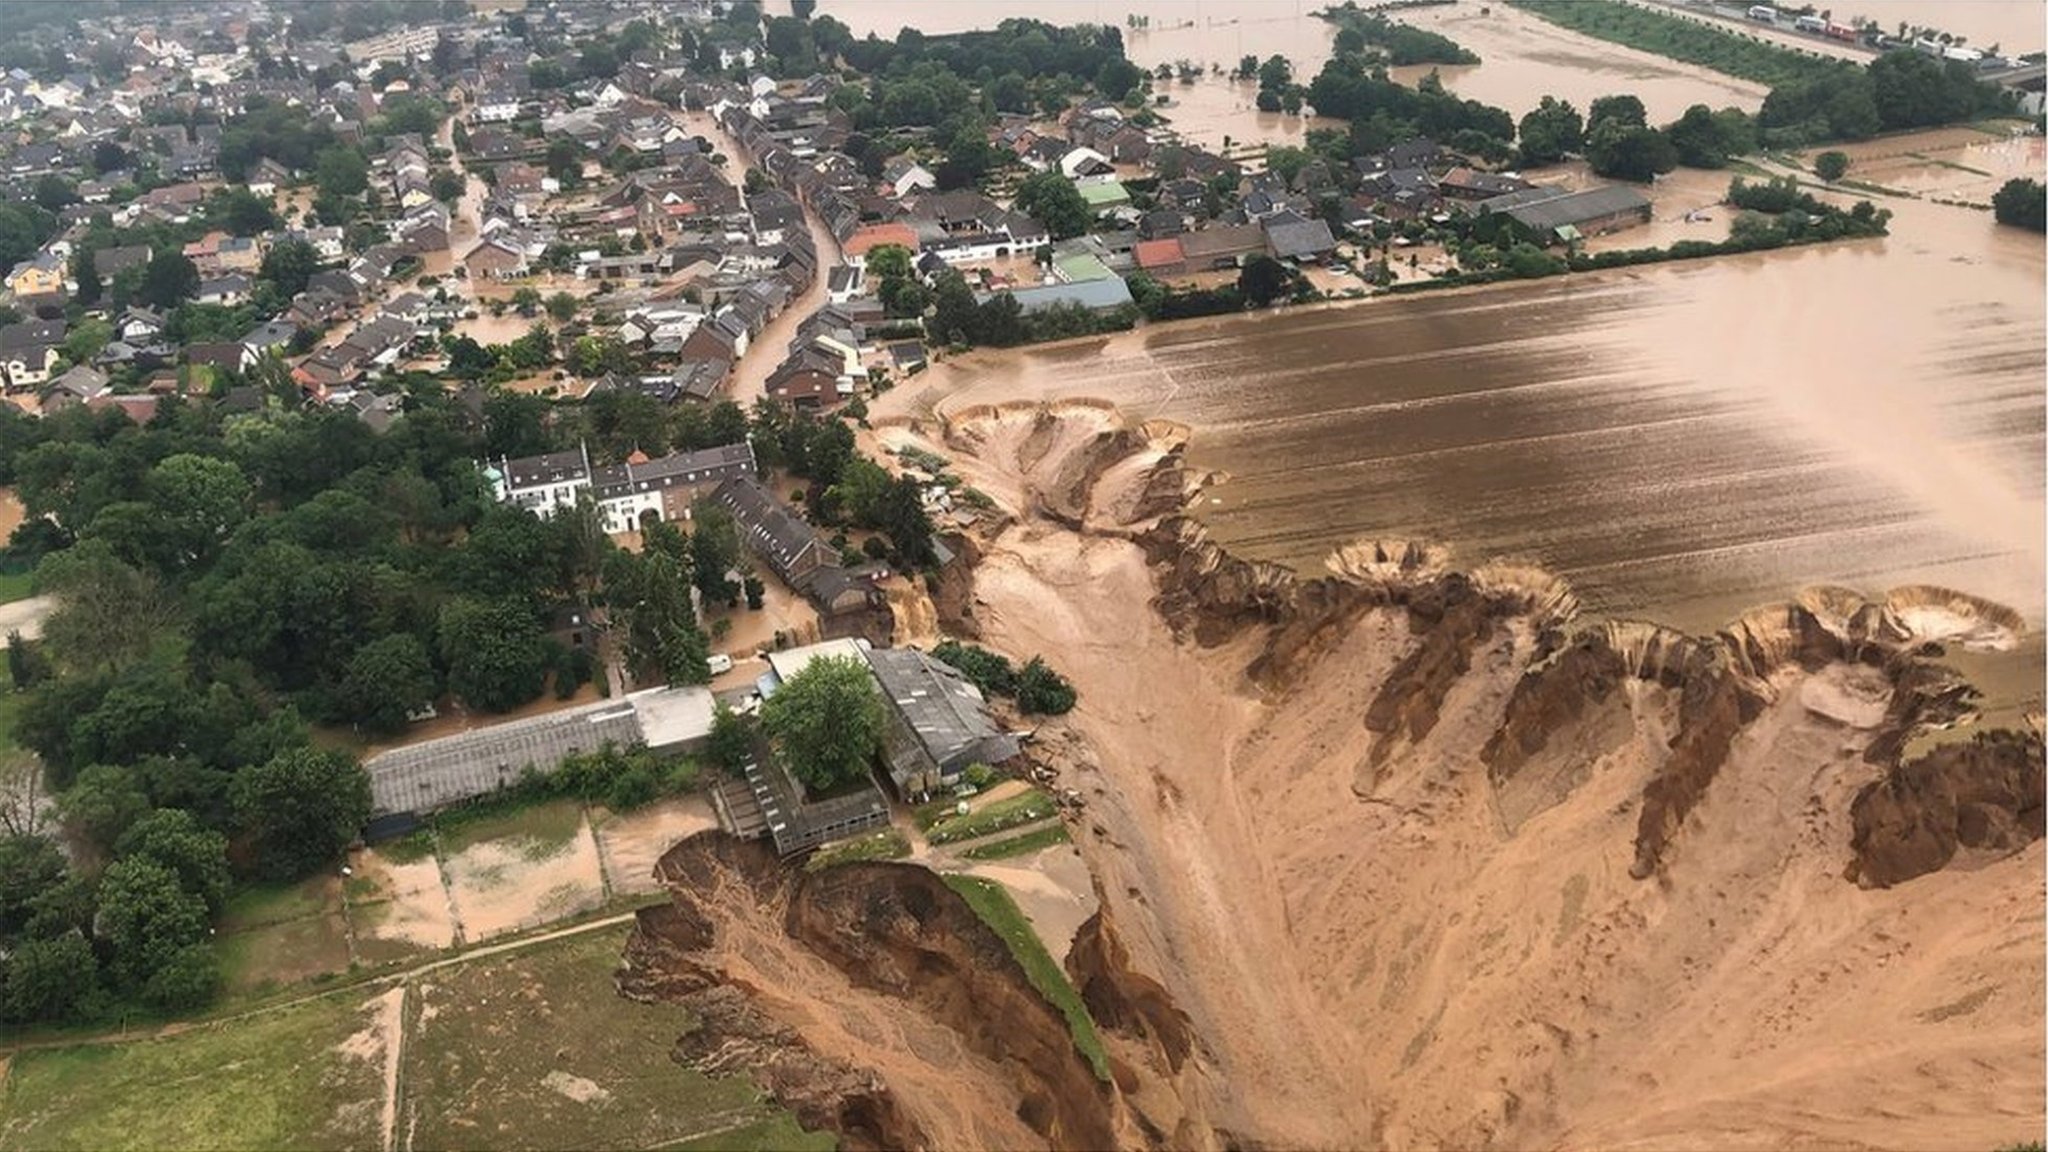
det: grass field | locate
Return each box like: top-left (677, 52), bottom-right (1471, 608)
top-left (1509, 0), bottom-right (1848, 87)
top-left (0, 994), bottom-right (391, 1151)
top-left (0, 569), bottom-right (32, 605)
top-left (5, 927), bottom-right (833, 1152)
top-left (402, 926), bottom-right (832, 1151)
top-left (941, 875), bottom-right (1110, 1082)
top-left (434, 796), bottom-right (585, 857)
top-left (804, 829), bottom-right (911, 872)
top-left (960, 821), bottom-right (1071, 861)
top-left (925, 788), bottom-right (1058, 846)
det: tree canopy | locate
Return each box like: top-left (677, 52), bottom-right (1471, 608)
top-left (760, 655), bottom-right (884, 791)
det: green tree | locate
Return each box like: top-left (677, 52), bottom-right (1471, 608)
top-left (314, 145), bottom-right (370, 198)
top-left (707, 702), bottom-right (755, 772)
top-left (230, 746), bottom-right (371, 881)
top-left (117, 808), bottom-right (230, 914)
top-left (1257, 54), bottom-right (1293, 93)
top-left (338, 633), bottom-right (437, 735)
top-left (138, 251), bottom-right (200, 309)
top-left (438, 596), bottom-right (549, 712)
top-left (70, 244), bottom-right (102, 306)
top-left (866, 243), bottom-right (913, 282)
top-left (2, 934), bottom-right (98, 1024)
top-left (58, 765), bottom-right (150, 849)
top-left (511, 285), bottom-right (543, 317)
top-left (141, 942), bottom-right (220, 1010)
top-left (1585, 121), bottom-right (1678, 182)
top-left (0, 834), bottom-right (68, 937)
top-left (1238, 254), bottom-right (1295, 307)
top-left (1014, 656), bottom-right (1077, 715)
top-left (760, 654), bottom-right (884, 791)
top-left (1007, 170), bottom-right (1089, 237)
top-left (688, 501), bottom-right (743, 605)
top-left (258, 238), bottom-right (320, 299)
top-left (148, 454), bottom-right (252, 570)
top-left (544, 291), bottom-right (578, 322)
top-left (1992, 177), bottom-right (2045, 232)
top-left (1587, 93), bottom-right (1648, 131)
top-left (61, 317), bottom-right (111, 367)
top-left (1517, 95), bottom-right (1583, 165)
top-left (95, 857), bottom-right (210, 989)
top-left (1813, 150), bottom-right (1850, 182)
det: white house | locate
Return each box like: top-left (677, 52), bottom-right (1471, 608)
top-left (484, 441), bottom-right (759, 534)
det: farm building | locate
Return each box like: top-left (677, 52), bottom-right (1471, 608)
top-left (361, 686), bottom-right (717, 830)
top-left (1479, 184), bottom-right (1653, 243)
top-left (865, 647), bottom-right (1022, 797)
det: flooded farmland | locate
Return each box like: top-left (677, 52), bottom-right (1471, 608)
top-left (887, 200), bottom-right (2044, 644)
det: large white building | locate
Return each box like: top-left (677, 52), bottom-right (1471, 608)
top-left (483, 441), bottom-right (758, 533)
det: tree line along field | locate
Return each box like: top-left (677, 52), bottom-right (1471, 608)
top-left (0, 926), bottom-right (832, 1152)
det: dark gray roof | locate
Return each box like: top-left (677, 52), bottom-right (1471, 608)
top-left (865, 647), bottom-right (1020, 793)
top-left (1482, 185), bottom-right (1652, 232)
top-left (365, 698), bottom-right (644, 817)
top-left (589, 441), bottom-right (755, 500)
top-left (503, 447), bottom-right (590, 490)
top-left (712, 475), bottom-right (834, 581)
top-left (1264, 215), bottom-right (1336, 258)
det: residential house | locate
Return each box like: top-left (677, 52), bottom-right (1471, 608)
top-left (462, 236), bottom-right (529, 279)
top-left (93, 245), bottom-right (152, 278)
top-left (881, 156), bottom-right (936, 199)
top-left (586, 441), bottom-right (758, 533)
top-left (1437, 167), bottom-right (1533, 202)
top-left (5, 252), bottom-right (66, 298)
top-left (484, 445), bottom-right (592, 518)
top-left (1263, 213), bottom-right (1337, 263)
top-left (712, 474), bottom-right (840, 593)
top-left (0, 318), bottom-right (64, 390)
top-left (197, 272), bottom-right (252, 306)
top-left (1178, 223), bottom-right (1268, 269)
top-left (1133, 236), bottom-right (1188, 277)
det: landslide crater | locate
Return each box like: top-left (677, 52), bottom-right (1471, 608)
top-left (618, 834), bottom-right (1192, 1151)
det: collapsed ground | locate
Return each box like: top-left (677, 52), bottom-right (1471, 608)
top-left (618, 400), bottom-right (2044, 1151)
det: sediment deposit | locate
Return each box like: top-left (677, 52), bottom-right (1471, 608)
top-left (626, 401), bottom-right (2043, 1151)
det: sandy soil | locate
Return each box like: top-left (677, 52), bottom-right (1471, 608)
top-left (891, 401), bottom-right (2045, 1150)
top-left (593, 796), bottom-right (720, 896)
top-left (958, 844), bottom-right (1100, 966)
top-left (345, 849), bottom-right (458, 956)
top-left (442, 818), bottom-right (608, 943)
top-left (0, 487), bottom-right (24, 543)
top-left (332, 987), bottom-right (407, 1152)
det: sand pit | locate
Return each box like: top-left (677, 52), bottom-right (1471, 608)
top-left (593, 796), bottom-right (719, 896)
top-left (442, 810), bottom-right (607, 942)
top-left (345, 848), bottom-right (457, 961)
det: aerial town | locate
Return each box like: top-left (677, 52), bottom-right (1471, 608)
top-left (0, 0), bottom-right (2042, 1149)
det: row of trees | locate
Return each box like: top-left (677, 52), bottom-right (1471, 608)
top-left (931, 641), bottom-right (1079, 716)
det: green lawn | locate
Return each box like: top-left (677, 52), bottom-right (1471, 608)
top-left (0, 994), bottom-right (390, 1151)
top-left (941, 875), bottom-right (1110, 1082)
top-left (925, 788), bottom-right (1058, 846)
top-left (804, 829), bottom-right (911, 872)
top-left (960, 821), bottom-right (1071, 861)
top-left (433, 796), bottom-right (585, 857)
top-left (402, 926), bottom-right (830, 1151)
top-left (0, 569), bottom-right (32, 604)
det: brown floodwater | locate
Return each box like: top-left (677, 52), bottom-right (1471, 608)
top-left (891, 186), bottom-right (2044, 646)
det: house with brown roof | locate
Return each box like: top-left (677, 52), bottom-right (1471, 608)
top-left (1133, 236), bottom-right (1188, 277)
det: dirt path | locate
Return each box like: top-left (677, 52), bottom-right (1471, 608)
top-left (374, 987), bottom-right (406, 1152)
top-left (0, 595), bottom-right (56, 641)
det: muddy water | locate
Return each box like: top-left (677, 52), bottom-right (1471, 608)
top-left (1387, 5), bottom-right (1769, 120)
top-left (898, 205), bottom-right (2044, 646)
